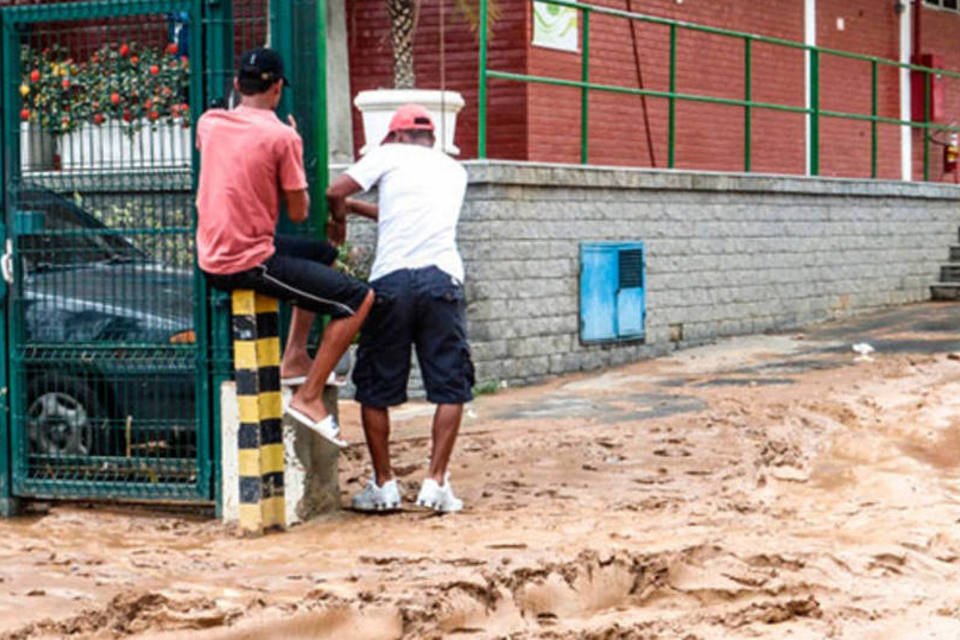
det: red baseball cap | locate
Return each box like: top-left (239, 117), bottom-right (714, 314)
top-left (382, 104), bottom-right (435, 143)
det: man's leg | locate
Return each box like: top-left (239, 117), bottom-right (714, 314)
top-left (273, 235), bottom-right (339, 383)
top-left (289, 289), bottom-right (375, 422)
top-left (414, 268), bottom-right (474, 481)
top-left (279, 307), bottom-right (315, 381)
top-left (361, 405), bottom-right (393, 484)
top-left (427, 404), bottom-right (463, 483)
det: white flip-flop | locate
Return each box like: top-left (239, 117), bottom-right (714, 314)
top-left (284, 406), bottom-right (348, 448)
top-left (282, 372), bottom-right (346, 388)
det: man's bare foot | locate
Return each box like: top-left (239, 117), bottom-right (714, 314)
top-left (280, 355), bottom-right (313, 383)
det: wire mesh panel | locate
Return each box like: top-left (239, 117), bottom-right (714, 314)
top-left (2, 0), bottom-right (208, 501)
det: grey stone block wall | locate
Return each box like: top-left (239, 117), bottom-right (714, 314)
top-left (346, 161), bottom-right (960, 391)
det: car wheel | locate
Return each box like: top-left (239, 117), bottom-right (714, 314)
top-left (27, 375), bottom-right (105, 457)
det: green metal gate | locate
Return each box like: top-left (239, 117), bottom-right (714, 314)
top-left (0, 0), bottom-right (328, 512)
top-left (1, 0), bottom-right (210, 502)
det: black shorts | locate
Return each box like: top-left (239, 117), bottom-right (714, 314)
top-left (353, 266), bottom-right (475, 407)
top-left (203, 234), bottom-right (370, 319)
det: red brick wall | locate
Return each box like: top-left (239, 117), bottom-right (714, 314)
top-left (816, 0), bottom-right (901, 179)
top-left (528, 1), bottom-right (806, 172)
top-left (346, 0), bottom-right (527, 160)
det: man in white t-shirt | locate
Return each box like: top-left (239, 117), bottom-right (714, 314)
top-left (326, 104), bottom-right (474, 513)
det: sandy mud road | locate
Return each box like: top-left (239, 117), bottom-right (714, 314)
top-left (2, 303), bottom-right (960, 639)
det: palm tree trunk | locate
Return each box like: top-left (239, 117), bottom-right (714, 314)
top-left (386, 0), bottom-right (418, 88)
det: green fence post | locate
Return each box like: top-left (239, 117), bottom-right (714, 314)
top-left (871, 59), bottom-right (878, 179)
top-left (924, 69), bottom-right (931, 182)
top-left (580, 9), bottom-right (590, 165)
top-left (270, 0), bottom-right (294, 119)
top-left (668, 23), bottom-right (676, 169)
top-left (315, 0), bottom-right (329, 215)
top-left (0, 12), bottom-right (12, 516)
top-left (744, 35), bottom-right (752, 173)
top-left (478, 0), bottom-right (488, 159)
top-left (189, 0), bottom-right (214, 505)
top-left (1, 15), bottom-right (22, 509)
top-left (808, 47), bottom-right (819, 176)
top-left (203, 0), bottom-right (235, 516)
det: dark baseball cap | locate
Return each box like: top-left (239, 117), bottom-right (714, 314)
top-left (236, 47), bottom-right (290, 92)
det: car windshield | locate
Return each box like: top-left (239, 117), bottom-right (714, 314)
top-left (15, 188), bottom-right (145, 271)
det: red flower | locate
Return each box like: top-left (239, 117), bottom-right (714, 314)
top-left (148, 110), bottom-right (160, 121)
top-left (130, 55), bottom-right (139, 66)
top-left (144, 98), bottom-right (153, 109)
top-left (29, 69), bottom-right (40, 83)
top-left (166, 42), bottom-right (178, 55)
top-left (61, 78), bottom-right (70, 89)
top-left (93, 113), bottom-right (105, 125)
top-left (110, 92), bottom-right (121, 105)
top-left (150, 64), bottom-right (160, 75)
top-left (119, 43), bottom-right (129, 57)
top-left (19, 108), bottom-right (30, 121)
top-left (122, 109), bottom-right (132, 122)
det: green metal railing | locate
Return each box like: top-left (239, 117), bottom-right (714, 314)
top-left (478, 0), bottom-right (960, 180)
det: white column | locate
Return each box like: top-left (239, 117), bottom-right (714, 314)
top-left (804, 0), bottom-right (816, 176)
top-left (900, 2), bottom-right (913, 181)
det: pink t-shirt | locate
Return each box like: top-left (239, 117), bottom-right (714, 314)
top-left (195, 105), bottom-right (308, 274)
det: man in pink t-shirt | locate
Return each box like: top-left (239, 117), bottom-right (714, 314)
top-left (196, 48), bottom-right (373, 446)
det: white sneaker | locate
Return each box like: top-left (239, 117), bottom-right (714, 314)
top-left (415, 475), bottom-right (463, 513)
top-left (351, 477), bottom-right (401, 512)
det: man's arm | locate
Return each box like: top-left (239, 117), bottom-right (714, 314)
top-left (345, 197), bottom-right (379, 221)
top-left (325, 174), bottom-right (364, 245)
top-left (326, 174), bottom-right (363, 222)
top-left (284, 189), bottom-right (310, 224)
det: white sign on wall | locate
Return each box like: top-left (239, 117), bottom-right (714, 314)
top-left (532, 1), bottom-right (579, 52)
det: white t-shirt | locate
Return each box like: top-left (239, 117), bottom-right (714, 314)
top-left (345, 143), bottom-right (467, 282)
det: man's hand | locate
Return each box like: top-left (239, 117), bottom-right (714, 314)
top-left (326, 218), bottom-right (346, 246)
top-left (287, 114), bottom-right (298, 132)
top-left (326, 174), bottom-right (363, 226)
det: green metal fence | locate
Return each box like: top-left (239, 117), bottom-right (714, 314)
top-left (2, 0), bottom-right (208, 501)
top-left (478, 0), bottom-right (960, 180)
top-left (0, 0), bottom-right (327, 513)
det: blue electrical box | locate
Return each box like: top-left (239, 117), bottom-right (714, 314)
top-left (579, 241), bottom-right (646, 343)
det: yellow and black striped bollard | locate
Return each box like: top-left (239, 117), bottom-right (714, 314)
top-left (231, 290), bottom-right (285, 533)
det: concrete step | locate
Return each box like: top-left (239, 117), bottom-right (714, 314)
top-left (932, 283), bottom-right (960, 300)
top-left (941, 264), bottom-right (960, 282)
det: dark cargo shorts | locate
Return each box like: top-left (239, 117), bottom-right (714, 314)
top-left (204, 234), bottom-right (370, 319)
top-left (353, 266), bottom-right (475, 407)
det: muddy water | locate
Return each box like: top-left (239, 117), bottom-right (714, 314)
top-left (3, 324), bottom-right (960, 638)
